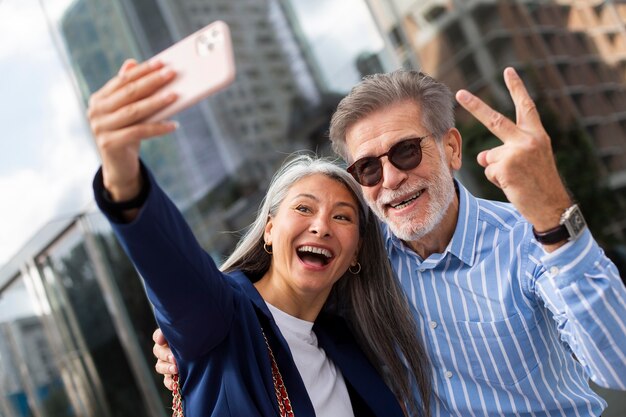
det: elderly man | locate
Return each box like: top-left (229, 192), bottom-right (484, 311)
top-left (154, 68), bottom-right (626, 416)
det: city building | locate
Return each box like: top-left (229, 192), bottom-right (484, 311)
top-left (366, 0), bottom-right (626, 241)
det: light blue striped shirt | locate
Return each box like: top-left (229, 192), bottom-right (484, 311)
top-left (384, 181), bottom-right (626, 417)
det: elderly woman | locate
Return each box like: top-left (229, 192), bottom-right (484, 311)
top-left (88, 60), bottom-right (431, 417)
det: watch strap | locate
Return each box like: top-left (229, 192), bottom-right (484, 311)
top-left (532, 224), bottom-right (570, 245)
top-left (532, 203), bottom-right (587, 245)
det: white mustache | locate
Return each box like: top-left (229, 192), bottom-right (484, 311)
top-left (377, 181), bottom-right (429, 206)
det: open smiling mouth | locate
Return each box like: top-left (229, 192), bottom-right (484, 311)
top-left (296, 245), bottom-right (333, 266)
top-left (389, 190), bottom-right (424, 210)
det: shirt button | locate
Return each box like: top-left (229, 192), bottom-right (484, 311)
top-left (549, 266), bottom-right (559, 275)
top-left (429, 321), bottom-right (438, 329)
top-left (445, 371), bottom-right (453, 379)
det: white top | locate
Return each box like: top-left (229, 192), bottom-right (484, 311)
top-left (266, 302), bottom-right (355, 417)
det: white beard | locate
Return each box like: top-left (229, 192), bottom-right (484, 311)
top-left (368, 152), bottom-right (456, 242)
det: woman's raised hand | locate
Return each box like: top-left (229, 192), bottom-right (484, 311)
top-left (87, 59), bottom-right (178, 201)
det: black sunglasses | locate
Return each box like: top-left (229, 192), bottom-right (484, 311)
top-left (347, 135), bottom-right (430, 186)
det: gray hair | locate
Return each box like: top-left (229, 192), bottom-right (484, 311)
top-left (222, 154), bottom-right (431, 417)
top-left (329, 70), bottom-right (455, 162)
top-left (220, 154), bottom-right (368, 275)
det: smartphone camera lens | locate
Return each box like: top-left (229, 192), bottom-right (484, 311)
top-left (196, 26), bottom-right (226, 56)
top-left (196, 34), bottom-right (215, 55)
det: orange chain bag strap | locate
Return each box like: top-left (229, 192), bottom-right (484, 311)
top-left (171, 374), bottom-right (183, 417)
top-left (262, 330), bottom-right (295, 417)
top-left (170, 328), bottom-right (294, 417)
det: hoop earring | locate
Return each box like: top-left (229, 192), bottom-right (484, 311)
top-left (349, 262), bottom-right (361, 275)
top-left (263, 243), bottom-right (273, 255)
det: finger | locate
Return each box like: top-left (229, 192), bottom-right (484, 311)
top-left (97, 59), bottom-right (164, 99)
top-left (164, 375), bottom-right (174, 391)
top-left (119, 59), bottom-right (138, 75)
top-left (503, 67), bottom-right (542, 129)
top-left (88, 61), bottom-right (165, 118)
top-left (92, 90), bottom-right (177, 133)
top-left (95, 121), bottom-right (177, 153)
top-left (482, 144), bottom-right (508, 166)
top-left (152, 328), bottom-right (166, 344)
top-left (483, 163), bottom-right (501, 189)
top-left (155, 359), bottom-right (178, 375)
top-left (116, 121), bottom-right (178, 143)
top-left (91, 68), bottom-right (176, 119)
top-left (153, 341), bottom-right (178, 364)
top-left (477, 144), bottom-right (508, 169)
top-left (104, 67), bottom-right (176, 114)
top-left (456, 90), bottom-right (518, 143)
top-left (476, 150), bottom-right (488, 168)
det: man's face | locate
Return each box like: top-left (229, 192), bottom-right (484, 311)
top-left (345, 100), bottom-right (461, 242)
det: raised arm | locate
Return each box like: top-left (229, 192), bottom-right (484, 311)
top-left (457, 67), bottom-right (626, 389)
top-left (455, 67), bottom-right (572, 252)
top-left (89, 60), bottom-right (234, 360)
top-left (88, 59), bottom-right (178, 218)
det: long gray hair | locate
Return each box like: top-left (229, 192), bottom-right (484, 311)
top-left (221, 154), bottom-right (431, 417)
top-left (329, 70), bottom-right (455, 162)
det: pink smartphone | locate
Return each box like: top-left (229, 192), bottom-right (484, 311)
top-left (145, 20), bottom-right (236, 122)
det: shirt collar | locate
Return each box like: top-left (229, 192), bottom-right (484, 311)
top-left (383, 179), bottom-right (479, 266)
top-left (450, 180), bottom-right (479, 266)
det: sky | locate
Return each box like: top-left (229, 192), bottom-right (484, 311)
top-left (0, 0), bottom-right (99, 267)
top-left (289, 0), bottom-right (388, 91)
top-left (0, 0), bottom-right (386, 268)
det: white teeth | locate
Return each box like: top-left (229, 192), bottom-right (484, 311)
top-left (391, 191), bottom-right (422, 209)
top-left (297, 245), bottom-right (332, 258)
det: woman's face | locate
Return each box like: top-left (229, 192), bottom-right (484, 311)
top-left (264, 174), bottom-right (361, 299)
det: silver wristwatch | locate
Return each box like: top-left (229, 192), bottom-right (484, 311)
top-left (532, 204), bottom-right (587, 245)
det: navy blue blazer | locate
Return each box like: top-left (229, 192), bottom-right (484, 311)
top-left (94, 167), bottom-right (405, 417)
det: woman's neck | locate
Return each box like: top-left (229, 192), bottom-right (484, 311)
top-left (253, 271), bottom-right (329, 322)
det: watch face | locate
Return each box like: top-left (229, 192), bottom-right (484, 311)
top-left (564, 205), bottom-right (587, 238)
top-left (572, 212), bottom-right (585, 233)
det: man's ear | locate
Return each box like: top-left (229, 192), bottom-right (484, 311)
top-left (444, 128), bottom-right (463, 171)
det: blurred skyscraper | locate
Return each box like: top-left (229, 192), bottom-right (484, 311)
top-left (1, 1), bottom-right (374, 416)
top-left (60, 0), bottom-right (329, 256)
